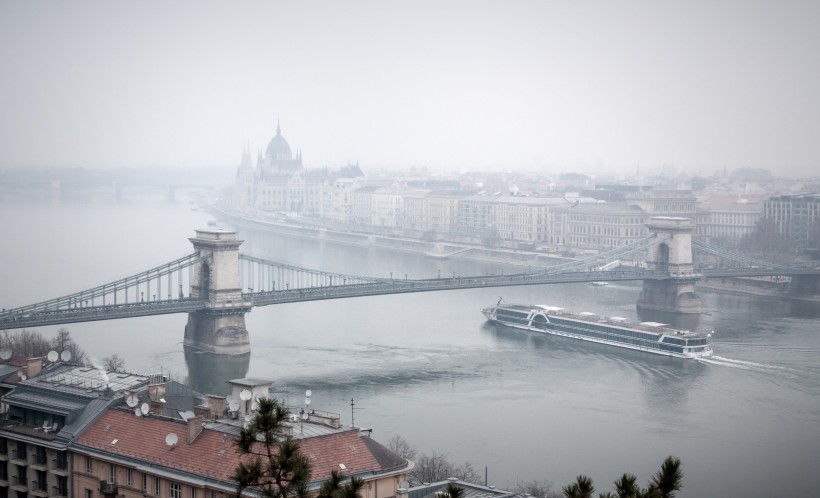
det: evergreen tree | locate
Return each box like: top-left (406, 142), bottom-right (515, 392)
top-left (233, 397), bottom-right (312, 498)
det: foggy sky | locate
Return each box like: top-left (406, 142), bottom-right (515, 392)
top-left (1, 1), bottom-right (818, 177)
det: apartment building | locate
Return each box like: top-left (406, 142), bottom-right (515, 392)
top-left (0, 360), bottom-right (149, 498)
top-left (563, 202), bottom-right (648, 250)
top-left (493, 196), bottom-right (550, 243)
top-left (763, 193), bottom-right (820, 249)
top-left (71, 379), bottom-right (411, 498)
top-left (421, 192), bottom-right (463, 233)
top-left (695, 195), bottom-right (764, 248)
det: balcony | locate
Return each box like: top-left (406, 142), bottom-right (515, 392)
top-left (31, 455), bottom-right (48, 471)
top-left (52, 485), bottom-right (69, 498)
top-left (11, 474), bottom-right (28, 492)
top-left (9, 450), bottom-right (27, 466)
top-left (0, 419), bottom-right (58, 441)
top-left (51, 457), bottom-right (69, 476)
top-left (99, 480), bottom-right (118, 496)
top-left (31, 480), bottom-right (49, 497)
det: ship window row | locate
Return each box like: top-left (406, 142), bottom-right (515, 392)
top-left (496, 309), bottom-right (531, 319)
top-left (549, 323), bottom-right (674, 350)
top-left (661, 336), bottom-right (686, 345)
top-left (552, 318), bottom-right (658, 340)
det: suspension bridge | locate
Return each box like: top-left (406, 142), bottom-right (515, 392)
top-left (1, 217), bottom-right (818, 355)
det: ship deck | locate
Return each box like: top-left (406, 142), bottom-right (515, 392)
top-left (499, 303), bottom-right (704, 338)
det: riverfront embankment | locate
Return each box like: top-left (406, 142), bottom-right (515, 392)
top-left (209, 204), bottom-right (819, 302)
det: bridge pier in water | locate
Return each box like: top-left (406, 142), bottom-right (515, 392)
top-left (183, 229), bottom-right (252, 355)
top-left (637, 217), bottom-right (702, 316)
top-left (788, 274), bottom-right (820, 296)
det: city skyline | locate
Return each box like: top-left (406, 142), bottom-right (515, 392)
top-left (1, 1), bottom-right (819, 177)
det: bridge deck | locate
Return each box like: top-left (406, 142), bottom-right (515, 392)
top-left (3, 265), bottom-right (819, 330)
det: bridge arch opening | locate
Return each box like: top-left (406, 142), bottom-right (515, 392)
top-left (657, 243), bottom-right (670, 273)
top-left (198, 262), bottom-right (211, 301)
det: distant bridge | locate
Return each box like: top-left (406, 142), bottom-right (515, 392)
top-left (1, 217), bottom-right (818, 354)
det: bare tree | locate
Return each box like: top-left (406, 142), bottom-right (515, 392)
top-left (103, 353), bottom-right (125, 372)
top-left (409, 451), bottom-right (452, 485)
top-left (514, 480), bottom-right (562, 498)
top-left (50, 327), bottom-right (88, 364)
top-left (3, 329), bottom-right (51, 358)
top-left (450, 462), bottom-right (481, 485)
top-left (387, 435), bottom-right (417, 461)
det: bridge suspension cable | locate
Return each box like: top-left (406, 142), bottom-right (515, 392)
top-left (1, 252), bottom-right (202, 317)
top-left (237, 254), bottom-right (380, 292)
top-left (535, 234), bottom-right (670, 275)
top-left (692, 238), bottom-right (794, 270)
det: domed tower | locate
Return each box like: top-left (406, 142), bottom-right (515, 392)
top-left (265, 122), bottom-right (293, 162)
top-left (254, 121), bottom-right (306, 213)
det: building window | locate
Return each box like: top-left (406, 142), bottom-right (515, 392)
top-left (86, 456), bottom-right (93, 473)
top-left (142, 474), bottom-right (148, 492)
top-left (109, 463), bottom-right (117, 483)
top-left (14, 442), bottom-right (26, 461)
top-left (85, 489), bottom-right (93, 498)
top-left (127, 468), bottom-right (133, 486)
top-left (191, 488), bottom-right (197, 498)
top-left (55, 452), bottom-right (68, 470)
top-left (170, 482), bottom-right (181, 498)
top-left (57, 475), bottom-right (69, 496)
top-left (155, 477), bottom-right (161, 496)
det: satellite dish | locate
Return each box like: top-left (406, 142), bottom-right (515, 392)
top-left (225, 394), bottom-right (234, 403)
top-left (20, 374), bottom-right (26, 381)
top-left (228, 400), bottom-right (239, 412)
top-left (17, 370), bottom-right (25, 378)
top-left (251, 401), bottom-right (259, 411)
top-left (60, 350), bottom-right (72, 362)
top-left (0, 349), bottom-right (11, 360)
top-left (304, 397), bottom-right (311, 405)
top-left (140, 403), bottom-right (150, 415)
top-left (126, 394), bottom-right (139, 408)
top-left (135, 407), bottom-right (142, 417)
top-left (305, 389), bottom-right (312, 397)
top-left (301, 411), bottom-right (308, 420)
top-left (165, 433), bottom-right (178, 446)
top-left (47, 350), bottom-right (59, 362)
top-left (244, 414), bottom-right (251, 422)
top-left (239, 389), bottom-right (252, 401)
top-left (243, 421), bottom-right (250, 429)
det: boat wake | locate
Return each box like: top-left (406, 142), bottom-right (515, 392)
top-left (698, 355), bottom-right (796, 374)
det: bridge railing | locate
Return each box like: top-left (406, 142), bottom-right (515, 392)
top-left (1, 252), bottom-right (202, 318)
top-left (238, 253), bottom-right (380, 292)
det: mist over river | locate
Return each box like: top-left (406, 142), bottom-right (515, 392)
top-left (1, 196), bottom-right (819, 498)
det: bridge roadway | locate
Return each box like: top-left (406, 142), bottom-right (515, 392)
top-left (3, 265), bottom-right (819, 330)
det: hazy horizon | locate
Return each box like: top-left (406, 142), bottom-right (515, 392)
top-left (1, 1), bottom-right (818, 177)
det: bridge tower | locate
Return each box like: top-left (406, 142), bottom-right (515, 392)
top-left (183, 229), bottom-right (252, 355)
top-left (637, 217), bottom-right (702, 315)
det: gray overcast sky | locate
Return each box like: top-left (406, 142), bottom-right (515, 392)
top-left (1, 1), bottom-right (818, 176)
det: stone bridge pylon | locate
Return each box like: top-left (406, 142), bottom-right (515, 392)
top-left (637, 217), bottom-right (702, 315)
top-left (183, 229), bottom-right (252, 355)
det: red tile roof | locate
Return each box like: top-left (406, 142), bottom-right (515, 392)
top-left (75, 409), bottom-right (403, 484)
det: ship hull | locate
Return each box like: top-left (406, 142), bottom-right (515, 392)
top-left (482, 305), bottom-right (713, 359)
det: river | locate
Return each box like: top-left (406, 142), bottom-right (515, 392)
top-left (1, 195), bottom-right (818, 498)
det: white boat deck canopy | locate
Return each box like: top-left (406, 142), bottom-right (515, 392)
top-left (639, 321), bottom-right (668, 327)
